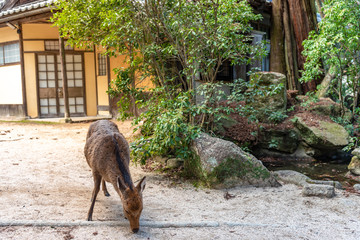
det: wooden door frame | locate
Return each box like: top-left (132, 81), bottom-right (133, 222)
top-left (35, 52), bottom-right (87, 118)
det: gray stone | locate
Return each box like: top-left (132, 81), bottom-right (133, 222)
top-left (348, 156), bottom-right (360, 176)
top-left (273, 170), bottom-right (310, 187)
top-left (294, 115), bottom-right (349, 152)
top-left (245, 72), bottom-right (287, 123)
top-left (351, 148), bottom-right (360, 158)
top-left (191, 133), bottom-right (280, 188)
top-left (353, 184), bottom-right (360, 191)
top-left (274, 170), bottom-right (342, 190)
top-left (306, 179), bottom-right (342, 189)
top-left (302, 184), bottom-right (335, 198)
top-left (166, 158), bottom-right (184, 168)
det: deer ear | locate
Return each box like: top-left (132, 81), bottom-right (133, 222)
top-left (136, 176), bottom-right (146, 192)
top-left (117, 176), bottom-right (127, 192)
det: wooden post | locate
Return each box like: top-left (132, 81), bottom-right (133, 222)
top-left (106, 53), bottom-right (111, 116)
top-left (18, 23), bottom-right (28, 118)
top-left (59, 37), bottom-right (71, 121)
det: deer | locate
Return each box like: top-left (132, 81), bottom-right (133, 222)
top-left (84, 120), bottom-right (146, 233)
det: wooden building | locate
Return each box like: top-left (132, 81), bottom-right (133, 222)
top-left (0, 0), bottom-right (130, 119)
top-left (0, 0), bottom-right (272, 119)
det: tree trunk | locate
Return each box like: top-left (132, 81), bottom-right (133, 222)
top-left (270, 0), bottom-right (319, 94)
top-left (316, 66), bottom-right (336, 98)
top-left (270, 0), bottom-right (286, 75)
top-left (287, 0), bottom-right (319, 93)
top-left (283, 0), bottom-right (301, 92)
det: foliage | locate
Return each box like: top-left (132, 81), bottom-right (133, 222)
top-left (52, 0), bottom-right (267, 165)
top-left (228, 77), bottom-right (286, 123)
top-left (130, 89), bottom-right (200, 164)
top-left (302, 0), bottom-right (360, 116)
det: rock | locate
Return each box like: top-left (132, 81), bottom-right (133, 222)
top-left (302, 184), bottom-right (335, 198)
top-left (354, 184), bottom-right (360, 191)
top-left (274, 170), bottom-right (310, 186)
top-left (348, 156), bottom-right (360, 176)
top-left (245, 72), bottom-right (287, 123)
top-left (306, 179), bottom-right (342, 189)
top-left (345, 171), bottom-right (360, 182)
top-left (166, 158), bottom-right (184, 168)
top-left (254, 144), bottom-right (313, 161)
top-left (191, 133), bottom-right (280, 188)
top-left (274, 170), bottom-right (342, 190)
top-left (294, 115), bottom-right (349, 155)
top-left (307, 97), bottom-right (352, 121)
top-left (216, 116), bottom-right (238, 135)
top-left (351, 148), bottom-right (360, 158)
top-left (152, 156), bottom-right (168, 164)
top-left (258, 128), bottom-right (300, 153)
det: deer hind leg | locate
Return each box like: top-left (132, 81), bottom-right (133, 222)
top-left (102, 179), bottom-right (110, 197)
top-left (87, 173), bottom-right (101, 221)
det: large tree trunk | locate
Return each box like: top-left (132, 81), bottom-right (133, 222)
top-left (270, 0), bottom-right (319, 94)
top-left (287, 0), bottom-right (319, 93)
top-left (269, 0), bottom-right (286, 75)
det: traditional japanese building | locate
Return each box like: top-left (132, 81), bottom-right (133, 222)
top-left (0, 0), bottom-right (272, 120)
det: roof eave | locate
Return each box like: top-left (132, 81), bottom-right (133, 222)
top-left (0, 6), bottom-right (51, 24)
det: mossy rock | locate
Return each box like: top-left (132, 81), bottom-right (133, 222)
top-left (348, 156), bottom-right (360, 176)
top-left (294, 115), bottom-right (349, 150)
top-left (258, 128), bottom-right (300, 153)
top-left (245, 72), bottom-right (287, 123)
top-left (191, 133), bottom-right (280, 188)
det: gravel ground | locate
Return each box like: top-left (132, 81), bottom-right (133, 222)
top-left (0, 120), bottom-right (360, 240)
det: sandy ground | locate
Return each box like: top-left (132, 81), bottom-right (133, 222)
top-left (0, 120), bottom-right (360, 240)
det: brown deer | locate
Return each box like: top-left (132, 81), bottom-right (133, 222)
top-left (84, 120), bottom-right (146, 233)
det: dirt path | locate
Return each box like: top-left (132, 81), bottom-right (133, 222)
top-left (0, 121), bottom-right (360, 240)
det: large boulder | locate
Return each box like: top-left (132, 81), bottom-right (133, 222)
top-left (294, 114), bottom-right (349, 157)
top-left (245, 72), bottom-right (287, 123)
top-left (191, 133), bottom-right (280, 188)
top-left (258, 128), bottom-right (300, 154)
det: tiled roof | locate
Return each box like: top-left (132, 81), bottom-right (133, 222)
top-left (0, 0), bottom-right (54, 18)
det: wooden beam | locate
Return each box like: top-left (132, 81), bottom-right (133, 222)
top-left (18, 23), bottom-right (28, 117)
top-left (106, 53), bottom-right (112, 116)
top-left (93, 45), bottom-right (99, 115)
top-left (59, 36), bottom-right (71, 120)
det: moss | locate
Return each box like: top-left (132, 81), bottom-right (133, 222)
top-left (183, 152), bottom-right (206, 180)
top-left (210, 157), bottom-right (270, 183)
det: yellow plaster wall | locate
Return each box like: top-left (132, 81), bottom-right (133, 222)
top-left (23, 24), bottom-right (59, 39)
top-left (0, 27), bottom-right (18, 42)
top-left (24, 53), bottom-right (38, 118)
top-left (109, 53), bottom-right (154, 90)
top-left (97, 76), bottom-right (109, 106)
top-left (23, 41), bottom-right (44, 52)
top-left (84, 52), bottom-right (97, 116)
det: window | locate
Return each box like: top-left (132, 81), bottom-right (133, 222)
top-left (0, 42), bottom-right (20, 65)
top-left (216, 60), bottom-right (233, 81)
top-left (44, 40), bottom-right (74, 51)
top-left (98, 53), bottom-right (107, 76)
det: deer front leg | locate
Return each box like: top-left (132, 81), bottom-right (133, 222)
top-left (87, 173), bottom-right (101, 221)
